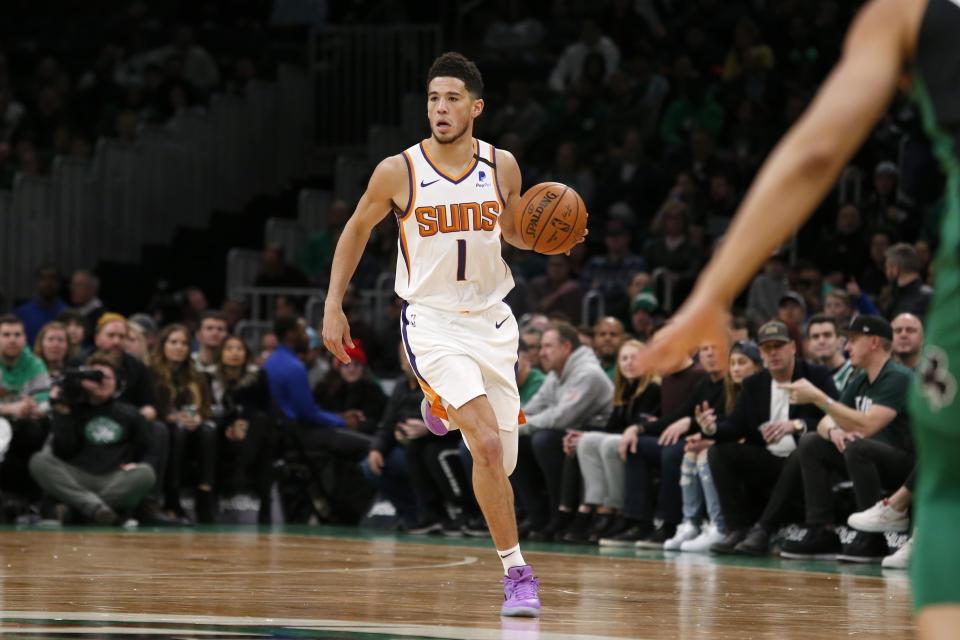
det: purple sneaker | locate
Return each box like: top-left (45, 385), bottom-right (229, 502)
top-left (420, 397), bottom-right (449, 436)
top-left (501, 565), bottom-right (540, 617)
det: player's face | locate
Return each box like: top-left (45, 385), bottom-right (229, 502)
top-left (427, 77), bottom-right (482, 145)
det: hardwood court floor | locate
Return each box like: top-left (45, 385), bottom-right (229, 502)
top-left (0, 525), bottom-right (914, 639)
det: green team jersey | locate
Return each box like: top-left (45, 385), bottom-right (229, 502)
top-left (519, 367), bottom-right (546, 406)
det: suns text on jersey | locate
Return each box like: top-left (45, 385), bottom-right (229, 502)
top-left (414, 201), bottom-right (500, 236)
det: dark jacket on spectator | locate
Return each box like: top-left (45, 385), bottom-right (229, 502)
top-left (603, 380), bottom-right (661, 434)
top-left (371, 377), bottom-right (424, 455)
top-left (50, 399), bottom-right (157, 475)
top-left (886, 277), bottom-right (932, 321)
top-left (714, 358), bottom-right (839, 446)
top-left (117, 352), bottom-right (158, 410)
top-left (642, 374), bottom-right (726, 437)
top-left (314, 374), bottom-right (387, 435)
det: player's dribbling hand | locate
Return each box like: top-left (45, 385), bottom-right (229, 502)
top-left (636, 294), bottom-right (730, 376)
top-left (321, 305), bottom-right (354, 364)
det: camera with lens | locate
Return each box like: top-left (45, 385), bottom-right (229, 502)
top-left (53, 366), bottom-right (105, 406)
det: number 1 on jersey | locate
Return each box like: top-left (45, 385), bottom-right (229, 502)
top-left (457, 239), bottom-right (466, 281)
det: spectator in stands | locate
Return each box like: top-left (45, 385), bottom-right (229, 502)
top-left (520, 326), bottom-right (544, 371)
top-left (863, 161), bottom-right (914, 242)
top-left (579, 219), bottom-right (647, 309)
top-left (150, 323), bottom-right (217, 523)
top-left (29, 352), bottom-right (158, 525)
top-left (181, 287), bottom-right (209, 336)
top-left (566, 339), bottom-right (661, 544)
top-left (659, 75), bottom-right (725, 151)
top-left (781, 316), bottom-right (914, 563)
top-left (14, 265), bottom-right (67, 346)
top-left (192, 311), bottom-right (228, 374)
top-left (777, 290), bottom-right (807, 332)
top-left (594, 127), bottom-right (662, 222)
top-left (676, 340), bottom-right (764, 552)
top-left (256, 332), bottom-right (277, 368)
top-left (814, 203), bottom-right (869, 282)
top-left (69, 270), bottom-right (105, 346)
top-left (254, 243), bottom-right (310, 288)
top-left (884, 242), bottom-right (933, 321)
top-left (645, 199), bottom-right (703, 305)
top-left (56, 309), bottom-right (87, 361)
top-left (0, 314), bottom-right (51, 502)
top-left (514, 322), bottom-right (613, 540)
top-left (629, 289), bottom-right (659, 341)
top-left (792, 262), bottom-right (823, 316)
top-left (540, 141), bottom-right (596, 206)
top-left (525, 255), bottom-right (582, 323)
top-left (124, 322), bottom-right (150, 365)
top-left (488, 80), bottom-right (546, 149)
top-left (823, 289), bottom-right (855, 328)
top-left (891, 312), bottom-right (924, 370)
top-left (745, 248), bottom-right (789, 328)
top-left (859, 230), bottom-right (894, 298)
top-left (263, 315), bottom-right (372, 458)
top-left (129, 313), bottom-right (160, 353)
top-left (722, 17), bottom-right (775, 79)
top-left (314, 340), bottom-right (386, 435)
top-left (606, 340), bottom-right (728, 548)
top-left (33, 321), bottom-right (69, 378)
top-left (592, 317), bottom-right (625, 380)
top-left (209, 335), bottom-right (274, 524)
top-left (805, 314), bottom-right (856, 392)
top-left (221, 297), bottom-right (248, 333)
top-left (703, 320), bottom-right (837, 555)
top-left (363, 345), bottom-right (422, 529)
top-left (548, 19), bottom-right (620, 94)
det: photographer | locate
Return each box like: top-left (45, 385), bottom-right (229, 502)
top-left (28, 352), bottom-right (157, 525)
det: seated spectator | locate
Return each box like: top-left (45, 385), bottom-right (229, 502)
top-left (0, 314), bottom-right (51, 502)
top-left (814, 204), bottom-right (869, 283)
top-left (822, 289), bottom-right (855, 328)
top-left (221, 297), bottom-right (248, 333)
top-left (781, 316), bottom-right (914, 563)
top-left (55, 309), bottom-right (87, 361)
top-left (675, 341), bottom-right (763, 552)
top-left (314, 340), bottom-right (386, 435)
top-left (256, 332), bottom-right (278, 368)
top-left (514, 322), bottom-right (613, 540)
top-left (150, 323), bottom-right (217, 523)
top-left (859, 230), bottom-right (894, 298)
top-left (805, 314), bottom-right (856, 392)
top-left (884, 242), bottom-right (932, 321)
top-left (180, 287), bottom-right (209, 337)
top-left (776, 291), bottom-right (807, 346)
top-left (863, 161), bottom-right (915, 242)
top-left (124, 322), bottom-right (150, 365)
top-left (603, 340), bottom-right (728, 548)
top-left (69, 270), bottom-right (105, 347)
top-left (548, 19), bottom-right (620, 94)
top-left (129, 313), bottom-right (160, 353)
top-left (254, 243), bottom-right (310, 288)
top-left (192, 311), bottom-right (228, 374)
top-left (703, 321), bottom-right (838, 556)
top-left (644, 199), bottom-right (703, 307)
top-left (745, 248), bottom-right (789, 328)
top-left (629, 289), bottom-right (659, 341)
top-left (525, 255), bottom-right (582, 324)
top-left (612, 270), bottom-right (652, 329)
top-left (29, 352), bottom-right (157, 525)
top-left (14, 264), bottom-right (67, 346)
top-left (565, 340), bottom-right (661, 544)
top-left (33, 321), bottom-right (69, 378)
top-left (579, 219), bottom-right (647, 309)
top-left (792, 261), bottom-right (823, 316)
top-left (891, 312), bottom-right (924, 370)
top-left (520, 326), bottom-right (544, 371)
top-left (209, 335), bottom-right (274, 524)
top-left (592, 317), bottom-right (625, 380)
top-left (263, 315), bottom-right (373, 458)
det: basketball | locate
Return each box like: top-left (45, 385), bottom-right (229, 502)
top-left (516, 182), bottom-right (587, 255)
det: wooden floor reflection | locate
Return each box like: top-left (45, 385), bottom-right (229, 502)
top-left (0, 528), bottom-right (914, 639)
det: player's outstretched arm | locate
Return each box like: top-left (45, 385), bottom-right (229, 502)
top-left (638, 0), bottom-right (915, 374)
top-left (323, 155), bottom-right (405, 363)
top-left (494, 149), bottom-right (532, 251)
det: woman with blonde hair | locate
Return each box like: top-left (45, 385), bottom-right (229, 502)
top-left (566, 339), bottom-right (661, 543)
top-left (150, 323), bottom-right (217, 523)
top-left (33, 321), bottom-right (69, 377)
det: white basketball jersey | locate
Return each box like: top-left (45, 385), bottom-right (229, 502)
top-left (395, 138), bottom-right (515, 313)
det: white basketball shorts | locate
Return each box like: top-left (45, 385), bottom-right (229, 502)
top-left (400, 299), bottom-right (523, 432)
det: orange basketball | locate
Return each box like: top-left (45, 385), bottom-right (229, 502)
top-left (516, 182), bottom-right (587, 255)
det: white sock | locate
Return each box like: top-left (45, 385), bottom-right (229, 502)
top-left (498, 544), bottom-right (526, 574)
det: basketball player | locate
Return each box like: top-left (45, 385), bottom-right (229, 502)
top-left (636, 1), bottom-right (958, 637)
top-left (323, 52), bottom-right (581, 617)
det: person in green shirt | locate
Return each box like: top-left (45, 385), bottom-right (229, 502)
top-left (780, 315), bottom-right (914, 563)
top-left (0, 314), bottom-right (52, 500)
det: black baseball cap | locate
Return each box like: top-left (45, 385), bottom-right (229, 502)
top-left (757, 320), bottom-right (792, 345)
top-left (847, 315), bottom-right (893, 341)
top-left (779, 290), bottom-right (806, 311)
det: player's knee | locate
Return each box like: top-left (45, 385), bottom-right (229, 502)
top-left (500, 429), bottom-right (518, 476)
top-left (471, 433), bottom-right (504, 470)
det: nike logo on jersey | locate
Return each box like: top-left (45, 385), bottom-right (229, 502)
top-left (420, 178), bottom-right (440, 188)
top-left (495, 316), bottom-right (510, 329)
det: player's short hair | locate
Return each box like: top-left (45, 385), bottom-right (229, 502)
top-left (427, 52), bottom-right (483, 98)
